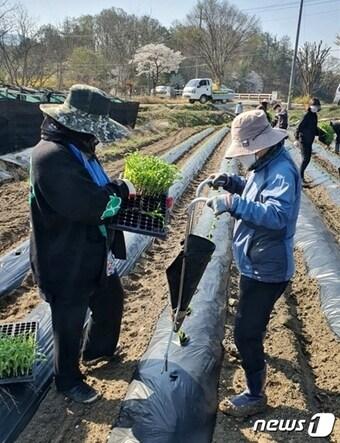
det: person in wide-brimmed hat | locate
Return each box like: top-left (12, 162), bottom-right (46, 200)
top-left (205, 110), bottom-right (301, 417)
top-left (30, 84), bottom-right (133, 404)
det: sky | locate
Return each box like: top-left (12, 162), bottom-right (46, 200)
top-left (19, 0), bottom-right (340, 53)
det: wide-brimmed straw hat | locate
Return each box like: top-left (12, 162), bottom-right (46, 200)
top-left (40, 84), bottom-right (130, 143)
top-left (226, 110), bottom-right (287, 158)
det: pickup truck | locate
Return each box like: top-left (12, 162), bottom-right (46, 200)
top-left (182, 78), bottom-right (235, 104)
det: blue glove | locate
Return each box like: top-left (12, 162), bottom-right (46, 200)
top-left (207, 194), bottom-right (233, 216)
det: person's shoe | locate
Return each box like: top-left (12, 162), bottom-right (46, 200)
top-left (219, 392), bottom-right (267, 417)
top-left (219, 367), bottom-right (267, 417)
top-left (61, 381), bottom-right (101, 404)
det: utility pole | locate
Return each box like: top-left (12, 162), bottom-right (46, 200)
top-left (287, 0), bottom-right (304, 110)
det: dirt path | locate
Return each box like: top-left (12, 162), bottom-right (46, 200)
top-left (213, 251), bottom-right (340, 443)
top-left (0, 128), bottom-right (197, 256)
top-left (15, 134), bottom-right (227, 443)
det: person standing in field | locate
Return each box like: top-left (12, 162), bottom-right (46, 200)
top-left (29, 84), bottom-right (134, 404)
top-left (330, 120), bottom-right (340, 154)
top-left (294, 97), bottom-right (322, 183)
top-left (235, 102), bottom-right (244, 116)
top-left (256, 99), bottom-right (272, 124)
top-left (206, 110), bottom-right (301, 417)
top-left (272, 103), bottom-right (288, 130)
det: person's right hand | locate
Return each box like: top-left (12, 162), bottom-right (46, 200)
top-left (208, 173), bottom-right (229, 189)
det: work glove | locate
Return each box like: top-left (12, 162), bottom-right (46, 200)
top-left (208, 173), bottom-right (230, 189)
top-left (207, 193), bottom-right (233, 216)
top-left (101, 195), bottom-right (122, 220)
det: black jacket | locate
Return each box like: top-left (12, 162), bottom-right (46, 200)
top-left (29, 121), bottom-right (128, 300)
top-left (295, 109), bottom-right (320, 145)
top-left (272, 110), bottom-right (288, 129)
top-left (331, 121), bottom-right (340, 143)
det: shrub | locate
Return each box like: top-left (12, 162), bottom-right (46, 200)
top-left (318, 122), bottom-right (334, 146)
top-left (124, 153), bottom-right (180, 196)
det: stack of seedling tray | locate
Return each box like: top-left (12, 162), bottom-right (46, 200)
top-left (0, 321), bottom-right (39, 384)
top-left (112, 194), bottom-right (171, 239)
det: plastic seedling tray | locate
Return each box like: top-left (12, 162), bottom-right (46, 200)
top-left (0, 321), bottom-right (38, 385)
top-left (112, 194), bottom-right (170, 239)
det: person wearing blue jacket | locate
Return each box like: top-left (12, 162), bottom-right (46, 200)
top-left (207, 110), bottom-right (301, 417)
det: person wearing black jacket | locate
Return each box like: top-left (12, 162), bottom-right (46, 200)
top-left (30, 84), bottom-right (131, 404)
top-left (295, 97), bottom-right (321, 182)
top-left (330, 120), bottom-right (340, 154)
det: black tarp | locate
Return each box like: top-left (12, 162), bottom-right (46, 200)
top-left (0, 101), bottom-right (43, 154)
top-left (0, 100), bottom-right (140, 154)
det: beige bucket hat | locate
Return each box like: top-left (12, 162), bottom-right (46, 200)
top-left (226, 110), bottom-right (287, 158)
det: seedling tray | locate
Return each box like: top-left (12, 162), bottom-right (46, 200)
top-left (0, 321), bottom-right (38, 385)
top-left (112, 194), bottom-right (170, 239)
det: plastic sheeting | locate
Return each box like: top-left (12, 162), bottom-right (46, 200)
top-left (109, 158), bottom-right (236, 443)
top-left (295, 192), bottom-right (340, 338)
top-left (0, 128), bottom-right (215, 298)
top-left (287, 144), bottom-right (340, 206)
top-left (0, 240), bottom-right (30, 297)
top-left (0, 127), bottom-right (228, 443)
top-left (312, 142), bottom-right (340, 171)
top-left (287, 142), bottom-right (340, 337)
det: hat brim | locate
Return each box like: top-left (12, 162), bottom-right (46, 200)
top-left (225, 127), bottom-right (287, 158)
top-left (40, 103), bottom-right (130, 143)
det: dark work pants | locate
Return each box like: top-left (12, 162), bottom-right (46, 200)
top-left (300, 141), bottom-right (313, 180)
top-left (234, 276), bottom-right (289, 376)
top-left (50, 274), bottom-right (124, 391)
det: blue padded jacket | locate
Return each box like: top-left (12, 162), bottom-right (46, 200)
top-left (226, 146), bottom-right (301, 283)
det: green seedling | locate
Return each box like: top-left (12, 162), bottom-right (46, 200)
top-left (124, 153), bottom-right (180, 196)
top-left (178, 329), bottom-right (190, 346)
top-left (0, 333), bottom-right (44, 379)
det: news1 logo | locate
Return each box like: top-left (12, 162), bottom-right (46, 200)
top-left (253, 413), bottom-right (336, 437)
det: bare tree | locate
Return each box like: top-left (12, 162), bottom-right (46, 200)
top-left (0, 5), bottom-right (61, 87)
top-left (174, 0), bottom-right (259, 85)
top-left (296, 41), bottom-right (331, 96)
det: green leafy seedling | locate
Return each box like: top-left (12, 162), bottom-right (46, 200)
top-left (124, 153), bottom-right (180, 196)
top-left (0, 332), bottom-right (45, 379)
top-left (178, 330), bottom-right (190, 346)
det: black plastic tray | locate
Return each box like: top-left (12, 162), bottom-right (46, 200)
top-left (0, 321), bottom-right (38, 385)
top-left (112, 194), bottom-right (170, 239)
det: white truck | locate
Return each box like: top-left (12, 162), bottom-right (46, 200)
top-left (182, 78), bottom-right (235, 104)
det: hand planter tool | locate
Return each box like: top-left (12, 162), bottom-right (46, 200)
top-left (164, 179), bottom-right (215, 371)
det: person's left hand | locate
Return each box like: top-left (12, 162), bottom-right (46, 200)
top-left (207, 193), bottom-right (233, 216)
